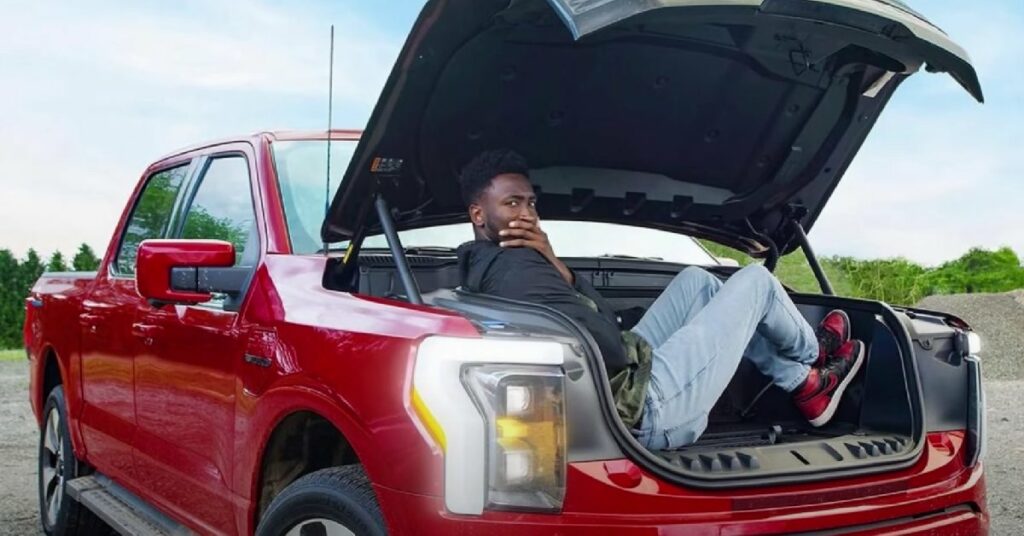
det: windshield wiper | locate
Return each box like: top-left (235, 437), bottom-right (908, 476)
top-left (598, 254), bottom-right (664, 261)
top-left (359, 246), bottom-right (457, 255)
top-left (316, 245), bottom-right (459, 255)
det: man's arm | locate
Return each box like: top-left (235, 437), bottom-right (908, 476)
top-left (498, 220), bottom-right (574, 285)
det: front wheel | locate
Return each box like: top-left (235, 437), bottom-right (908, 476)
top-left (38, 386), bottom-right (106, 535)
top-left (256, 466), bottom-right (387, 536)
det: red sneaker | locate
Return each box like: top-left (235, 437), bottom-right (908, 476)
top-left (815, 309), bottom-right (851, 367)
top-left (794, 340), bottom-right (865, 427)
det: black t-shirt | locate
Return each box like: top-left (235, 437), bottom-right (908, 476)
top-left (456, 240), bottom-right (630, 376)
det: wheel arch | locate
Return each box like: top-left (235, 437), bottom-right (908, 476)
top-left (241, 386), bottom-right (378, 534)
top-left (40, 346), bottom-right (63, 414)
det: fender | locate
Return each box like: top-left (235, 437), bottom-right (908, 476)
top-left (32, 343), bottom-right (90, 462)
top-left (234, 379), bottom-right (379, 535)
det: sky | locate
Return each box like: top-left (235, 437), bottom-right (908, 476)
top-left (0, 0), bottom-right (1020, 267)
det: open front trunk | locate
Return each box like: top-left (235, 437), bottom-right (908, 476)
top-left (580, 262), bottom-right (923, 479)
top-left (327, 253), bottom-right (975, 486)
top-left (647, 296), bottom-right (920, 479)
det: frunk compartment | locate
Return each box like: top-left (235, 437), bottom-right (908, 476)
top-left (652, 295), bottom-right (922, 481)
top-left (703, 300), bottom-right (915, 436)
top-left (329, 254), bottom-right (927, 482)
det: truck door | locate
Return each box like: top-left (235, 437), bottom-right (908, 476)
top-left (79, 162), bottom-right (191, 485)
top-left (131, 148), bottom-right (260, 535)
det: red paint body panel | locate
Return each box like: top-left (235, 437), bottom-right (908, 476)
top-left (375, 440), bottom-right (985, 535)
top-left (25, 132), bottom-right (988, 535)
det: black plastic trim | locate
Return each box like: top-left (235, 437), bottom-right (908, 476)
top-left (964, 355), bottom-right (984, 467)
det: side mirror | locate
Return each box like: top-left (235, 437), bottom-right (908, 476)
top-left (136, 239), bottom-right (235, 305)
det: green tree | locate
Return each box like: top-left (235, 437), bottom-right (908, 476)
top-left (116, 166), bottom-right (188, 274)
top-left (0, 249), bottom-right (22, 348)
top-left (924, 247), bottom-right (1024, 295)
top-left (20, 249), bottom-right (44, 296)
top-left (182, 207), bottom-right (249, 263)
top-left (46, 251), bottom-right (69, 272)
top-left (72, 243), bottom-right (101, 271)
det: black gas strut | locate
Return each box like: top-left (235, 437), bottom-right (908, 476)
top-left (790, 220), bottom-right (834, 296)
top-left (375, 195), bottom-right (423, 305)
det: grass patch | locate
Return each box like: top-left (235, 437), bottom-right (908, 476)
top-left (0, 348), bottom-right (25, 361)
top-left (700, 239), bottom-right (851, 295)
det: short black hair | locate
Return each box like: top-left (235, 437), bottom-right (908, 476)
top-left (458, 149), bottom-right (529, 206)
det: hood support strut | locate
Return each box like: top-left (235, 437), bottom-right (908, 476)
top-left (791, 219), bottom-right (834, 296)
top-left (375, 195), bottom-right (423, 305)
top-left (323, 187), bottom-right (424, 305)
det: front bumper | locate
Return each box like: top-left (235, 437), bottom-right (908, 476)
top-left (375, 432), bottom-right (987, 535)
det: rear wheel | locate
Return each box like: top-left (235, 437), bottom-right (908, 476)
top-left (257, 466), bottom-right (386, 536)
top-left (38, 386), bottom-right (107, 535)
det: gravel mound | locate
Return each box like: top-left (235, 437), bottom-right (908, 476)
top-left (917, 291), bottom-right (1024, 381)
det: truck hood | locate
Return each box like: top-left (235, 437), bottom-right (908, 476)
top-left (323, 0), bottom-right (981, 255)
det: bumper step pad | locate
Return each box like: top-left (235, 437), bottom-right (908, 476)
top-left (657, 431), bottom-right (912, 478)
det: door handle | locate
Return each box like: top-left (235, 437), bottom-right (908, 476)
top-left (80, 313), bottom-right (102, 334)
top-left (130, 322), bottom-right (162, 339)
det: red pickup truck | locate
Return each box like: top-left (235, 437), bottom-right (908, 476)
top-left (26, 1), bottom-right (988, 534)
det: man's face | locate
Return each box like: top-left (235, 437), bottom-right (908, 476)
top-left (469, 173), bottom-right (538, 243)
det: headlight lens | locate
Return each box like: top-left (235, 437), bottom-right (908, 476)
top-left (462, 365), bottom-right (566, 511)
top-left (411, 335), bottom-right (565, 515)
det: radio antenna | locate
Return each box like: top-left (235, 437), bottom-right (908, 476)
top-left (323, 24), bottom-right (335, 256)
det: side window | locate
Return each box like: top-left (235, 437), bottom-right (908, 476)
top-left (181, 156), bottom-right (258, 267)
top-left (115, 164), bottom-right (190, 276)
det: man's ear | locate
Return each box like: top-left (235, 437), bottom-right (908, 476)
top-left (468, 204), bottom-right (484, 227)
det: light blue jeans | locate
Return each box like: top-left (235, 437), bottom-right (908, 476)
top-left (632, 264), bottom-right (818, 449)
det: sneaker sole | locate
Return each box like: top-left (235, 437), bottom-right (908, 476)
top-left (808, 340), bottom-right (865, 428)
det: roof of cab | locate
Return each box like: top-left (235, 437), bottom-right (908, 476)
top-left (152, 129), bottom-right (363, 163)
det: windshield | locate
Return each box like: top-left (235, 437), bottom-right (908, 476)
top-left (360, 222), bottom-right (718, 265)
top-left (272, 139), bottom-right (718, 265)
top-left (271, 139), bottom-right (356, 255)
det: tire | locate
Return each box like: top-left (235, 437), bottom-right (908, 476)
top-left (256, 466), bottom-right (387, 536)
top-left (38, 386), bottom-right (107, 535)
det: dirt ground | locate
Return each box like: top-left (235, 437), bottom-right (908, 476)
top-left (2, 360), bottom-right (1022, 535)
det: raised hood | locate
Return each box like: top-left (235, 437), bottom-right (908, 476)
top-left (323, 0), bottom-right (982, 255)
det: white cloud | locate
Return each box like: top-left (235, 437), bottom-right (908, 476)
top-left (0, 2), bottom-right (397, 102)
top-left (812, 81), bottom-right (1023, 266)
top-left (0, 1), bottom-right (405, 260)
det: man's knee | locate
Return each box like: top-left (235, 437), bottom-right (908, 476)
top-left (676, 266), bottom-right (719, 287)
top-left (732, 264), bottom-right (774, 288)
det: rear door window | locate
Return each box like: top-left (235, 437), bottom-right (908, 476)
top-left (115, 164), bottom-right (190, 276)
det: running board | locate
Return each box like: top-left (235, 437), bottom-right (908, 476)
top-left (66, 474), bottom-right (194, 536)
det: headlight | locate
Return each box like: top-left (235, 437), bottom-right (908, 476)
top-left (410, 336), bottom-right (566, 515)
top-left (462, 365), bottom-right (566, 511)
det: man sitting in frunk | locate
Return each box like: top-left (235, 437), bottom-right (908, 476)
top-left (454, 149), bottom-right (864, 449)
